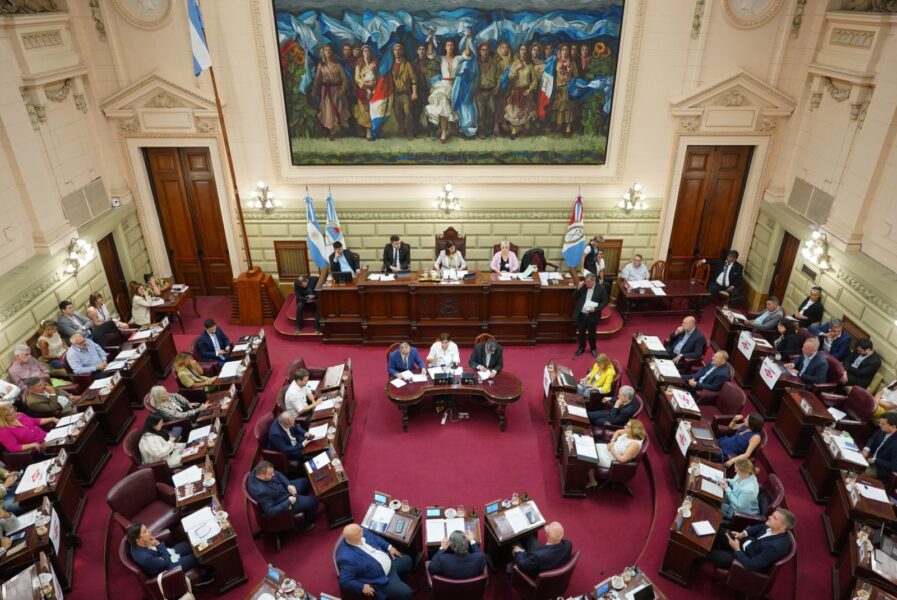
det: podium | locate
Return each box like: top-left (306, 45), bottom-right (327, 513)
top-left (773, 390), bottom-right (834, 457)
top-left (730, 331), bottom-right (775, 388)
top-left (750, 359), bottom-right (802, 419)
top-left (660, 497), bottom-right (722, 586)
top-left (834, 526), bottom-right (897, 600)
top-left (823, 473), bottom-right (896, 554)
top-left (231, 267), bottom-right (284, 326)
top-left (625, 334), bottom-right (670, 391)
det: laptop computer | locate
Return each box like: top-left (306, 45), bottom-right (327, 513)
top-left (626, 583), bottom-right (655, 600)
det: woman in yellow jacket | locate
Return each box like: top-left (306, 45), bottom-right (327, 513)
top-left (577, 353), bottom-right (616, 399)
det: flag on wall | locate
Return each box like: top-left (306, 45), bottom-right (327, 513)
top-left (537, 56), bottom-right (557, 119)
top-left (561, 195), bottom-right (586, 269)
top-left (187, 0), bottom-right (212, 76)
top-left (325, 194), bottom-right (344, 247)
top-left (306, 196), bottom-right (329, 269)
top-left (368, 78), bottom-right (392, 140)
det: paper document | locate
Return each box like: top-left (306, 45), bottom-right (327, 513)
top-left (150, 297), bottom-right (165, 306)
top-left (691, 520), bottom-right (715, 536)
top-left (88, 376), bottom-right (115, 390)
top-left (858, 483), bottom-right (889, 503)
top-left (390, 378), bottom-right (407, 388)
top-left (57, 413), bottom-right (82, 427)
top-left (172, 284), bottom-right (189, 293)
top-left (105, 360), bottom-right (128, 371)
top-left (183, 507), bottom-right (221, 546)
top-left (428, 367), bottom-right (449, 378)
top-left (399, 370), bottom-right (414, 380)
top-left (116, 349), bottom-right (139, 360)
top-left (652, 287), bottom-right (667, 296)
top-left (314, 399), bottom-right (335, 412)
top-left (828, 407), bottom-right (847, 421)
top-left (7, 510), bottom-right (36, 534)
top-left (17, 460), bottom-right (52, 494)
top-left (573, 434), bottom-right (598, 460)
top-left (309, 424), bottom-right (328, 441)
top-left (671, 389), bottom-right (699, 412)
top-left (426, 519), bottom-right (446, 543)
top-left (367, 505), bottom-right (395, 533)
top-left (641, 336), bottom-right (666, 352)
top-left (311, 452), bottom-right (331, 470)
top-left (567, 405), bottom-right (588, 418)
top-left (44, 427), bottom-right (71, 443)
top-left (129, 329), bottom-right (153, 341)
top-left (700, 479), bottom-right (724, 498)
top-left (308, 380), bottom-right (320, 392)
top-left (411, 373), bottom-right (428, 383)
top-left (655, 359), bottom-right (681, 379)
top-left (172, 465), bottom-right (203, 487)
top-left (650, 280), bottom-right (666, 287)
top-left (232, 343), bottom-right (250, 353)
top-left (445, 517), bottom-right (465, 534)
top-left (477, 370), bottom-right (494, 382)
top-left (698, 463), bottom-right (724, 481)
top-left (504, 507), bottom-right (530, 534)
top-left (840, 448), bottom-right (869, 467)
top-left (583, 299), bottom-right (599, 311)
top-left (628, 280), bottom-right (651, 289)
top-left (218, 361), bottom-right (241, 379)
top-left (187, 425), bottom-right (212, 443)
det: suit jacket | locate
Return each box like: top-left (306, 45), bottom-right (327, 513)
top-left (329, 250), bottom-right (359, 273)
top-left (57, 312), bottom-right (93, 342)
top-left (773, 332), bottom-right (801, 361)
top-left (387, 347), bottom-right (426, 378)
top-left (381, 243), bottom-right (411, 272)
top-left (752, 308), bottom-right (784, 331)
top-left (571, 284), bottom-right (608, 323)
top-left (733, 524), bottom-right (791, 572)
top-left (267, 421), bottom-right (308, 461)
top-left (666, 329), bottom-right (707, 360)
top-left (865, 429), bottom-right (897, 480)
top-left (130, 542), bottom-right (180, 577)
top-left (811, 323), bottom-right (852, 361)
top-left (195, 329), bottom-right (231, 362)
top-left (711, 260), bottom-right (743, 289)
top-left (513, 539), bottom-right (573, 577)
top-left (468, 342), bottom-right (504, 374)
top-left (428, 543), bottom-right (487, 579)
top-left (336, 529), bottom-right (393, 600)
top-left (844, 350), bottom-right (881, 389)
top-left (791, 352), bottom-right (828, 386)
top-left (691, 363), bottom-right (731, 391)
top-left (25, 389), bottom-right (71, 416)
top-left (293, 276), bottom-right (319, 303)
top-left (795, 297), bottom-right (823, 328)
top-left (247, 471), bottom-right (294, 517)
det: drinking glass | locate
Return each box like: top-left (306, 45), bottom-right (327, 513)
top-left (511, 492), bottom-right (520, 506)
top-left (401, 498), bottom-right (410, 513)
top-left (457, 505), bottom-right (466, 518)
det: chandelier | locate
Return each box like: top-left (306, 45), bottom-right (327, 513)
top-left (618, 182), bottom-right (647, 213)
top-left (801, 225), bottom-right (831, 271)
top-left (434, 183), bottom-right (461, 214)
top-left (248, 180), bottom-right (280, 213)
top-left (63, 238), bottom-right (96, 275)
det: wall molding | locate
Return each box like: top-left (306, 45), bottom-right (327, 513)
top-left (831, 264), bottom-right (897, 319)
top-left (0, 271), bottom-right (60, 325)
top-left (243, 209), bottom-right (662, 222)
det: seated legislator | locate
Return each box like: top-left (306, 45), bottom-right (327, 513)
top-left (721, 459), bottom-right (760, 519)
top-left (707, 509), bottom-right (796, 571)
top-left (792, 286), bottom-right (823, 329)
top-left (131, 283), bottom-right (154, 327)
top-left (745, 296), bottom-right (784, 332)
top-left (293, 274), bottom-right (321, 333)
top-left (718, 413), bottom-right (764, 467)
top-left (57, 300), bottom-right (94, 342)
top-left (684, 351), bottom-right (731, 393)
top-left (784, 337), bottom-right (827, 388)
top-left (36, 320), bottom-right (68, 376)
top-left (665, 316), bottom-right (706, 365)
top-left (247, 460), bottom-right (317, 528)
top-left (382, 235), bottom-right (411, 273)
top-left (427, 333), bottom-right (461, 368)
top-left (511, 521), bottom-right (573, 577)
top-left (587, 385), bottom-right (638, 428)
top-left (86, 292), bottom-right (129, 331)
top-left (65, 334), bottom-right (108, 379)
top-left (862, 412), bottom-right (897, 480)
top-left (268, 412), bottom-right (310, 462)
top-left (585, 419), bottom-right (646, 489)
top-left (144, 273), bottom-right (164, 298)
top-left (0, 404), bottom-right (56, 453)
top-left (149, 386), bottom-right (208, 421)
top-left (388, 342), bottom-right (427, 379)
top-left (127, 522), bottom-right (200, 578)
top-left (772, 320), bottom-right (801, 362)
top-left (428, 529), bottom-right (486, 579)
top-left (336, 523), bottom-right (413, 600)
top-left (195, 319), bottom-right (231, 365)
top-left (23, 378), bottom-right (76, 416)
top-left (873, 380), bottom-right (897, 419)
top-left (619, 254), bottom-right (649, 281)
top-left (434, 240), bottom-right (466, 271)
top-left (572, 272), bottom-right (608, 358)
top-left (576, 353), bottom-right (615, 399)
top-left (330, 241), bottom-right (359, 276)
top-left (0, 466), bottom-right (22, 514)
top-left (139, 414), bottom-right (185, 468)
top-left (174, 352), bottom-right (218, 391)
top-left (841, 338), bottom-right (881, 390)
top-left (809, 318), bottom-right (852, 361)
top-left (707, 251), bottom-right (743, 301)
top-left (490, 241), bottom-right (520, 273)
top-left (8, 345), bottom-right (52, 392)
top-left (468, 339), bottom-right (504, 375)
top-left (284, 369), bottom-right (319, 419)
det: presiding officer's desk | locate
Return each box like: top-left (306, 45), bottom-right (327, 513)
top-left (316, 267), bottom-right (577, 345)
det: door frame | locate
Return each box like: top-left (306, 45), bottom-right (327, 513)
top-left (125, 137), bottom-right (243, 280)
top-left (657, 135), bottom-right (771, 265)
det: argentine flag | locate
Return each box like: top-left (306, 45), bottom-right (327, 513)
top-left (306, 196), bottom-right (329, 269)
top-left (562, 195), bottom-right (586, 270)
top-left (325, 194), bottom-right (344, 248)
top-left (187, 0), bottom-right (212, 76)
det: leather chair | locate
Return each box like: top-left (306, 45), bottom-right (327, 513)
top-left (473, 333), bottom-right (496, 347)
top-left (60, 352), bottom-right (92, 393)
top-left (591, 395), bottom-right (644, 439)
top-left (3, 448), bottom-right (48, 471)
top-left (699, 381), bottom-right (746, 420)
top-left (177, 386), bottom-right (208, 405)
top-left (584, 361), bottom-right (623, 412)
top-left (809, 353), bottom-right (845, 394)
top-left (820, 385), bottom-right (877, 445)
top-left (243, 472), bottom-right (307, 552)
top-left (122, 428), bottom-right (172, 485)
top-left (115, 292), bottom-right (131, 324)
top-left (283, 357), bottom-right (326, 386)
top-left (107, 468), bottom-right (179, 533)
top-left (727, 473), bottom-right (785, 531)
top-left (143, 392), bottom-right (193, 435)
top-left (663, 334), bottom-right (707, 375)
top-left (594, 432), bottom-right (649, 496)
top-left (713, 532), bottom-right (795, 599)
top-left (190, 339), bottom-right (220, 376)
top-left (492, 242), bottom-right (520, 256)
top-left (523, 248), bottom-right (558, 272)
top-left (711, 415), bottom-right (768, 456)
top-left (649, 261), bottom-right (666, 281)
top-left (273, 385), bottom-right (289, 417)
top-left (693, 364), bottom-right (735, 405)
top-left (435, 226), bottom-right (467, 259)
top-left (332, 537), bottom-right (372, 600)
top-left (119, 531), bottom-right (203, 600)
top-left (425, 562), bottom-right (488, 599)
top-left (254, 414), bottom-right (301, 477)
top-left (510, 551), bottom-right (579, 600)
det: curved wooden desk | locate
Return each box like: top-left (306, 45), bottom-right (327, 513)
top-left (385, 372), bottom-right (523, 431)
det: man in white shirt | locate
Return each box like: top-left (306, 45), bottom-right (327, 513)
top-left (427, 333), bottom-right (460, 368)
top-left (284, 368), bottom-right (318, 419)
top-left (620, 254), bottom-right (649, 281)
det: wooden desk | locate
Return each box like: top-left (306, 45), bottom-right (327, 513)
top-left (132, 324), bottom-right (177, 378)
top-left (385, 370), bottom-right (522, 431)
top-left (656, 388), bottom-right (702, 452)
top-left (305, 452), bottom-right (352, 529)
top-left (174, 457), bottom-right (217, 515)
top-left (558, 424), bottom-right (599, 497)
top-left (709, 307), bottom-right (749, 355)
top-left (642, 360), bottom-right (684, 420)
top-left (543, 361), bottom-right (577, 424)
top-left (750, 359), bottom-right (802, 418)
top-left (552, 392), bottom-right (589, 457)
top-left (188, 508), bottom-right (246, 593)
top-left (423, 506), bottom-right (479, 558)
top-left (683, 457), bottom-right (725, 506)
top-left (216, 361), bottom-right (259, 422)
top-left (483, 496), bottom-right (544, 565)
top-left (834, 525), bottom-right (897, 600)
top-left (660, 497), bottom-right (722, 586)
top-left (625, 334), bottom-right (670, 391)
top-left (180, 420), bottom-right (229, 494)
top-left (230, 333), bottom-right (272, 392)
top-left (824, 473), bottom-right (897, 554)
top-left (360, 501), bottom-right (423, 564)
top-left (243, 566), bottom-right (317, 600)
top-left (151, 287), bottom-right (199, 332)
top-left (77, 378), bottom-right (133, 444)
top-left (800, 428), bottom-right (868, 503)
top-left (590, 570), bottom-right (668, 599)
top-left (774, 389), bottom-right (835, 457)
top-left (15, 456), bottom-right (84, 534)
top-left (0, 503), bottom-right (73, 592)
top-left (669, 420), bottom-right (721, 490)
top-left (109, 348), bottom-right (155, 409)
top-left (730, 331), bottom-right (775, 388)
top-left (197, 390), bottom-right (242, 459)
top-left (617, 280), bottom-right (710, 322)
top-left (1, 553), bottom-right (62, 600)
top-left (310, 390), bottom-right (350, 456)
top-left (43, 413), bottom-right (109, 488)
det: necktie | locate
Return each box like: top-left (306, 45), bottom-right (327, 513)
top-left (799, 354), bottom-right (813, 376)
top-left (394, 248), bottom-right (399, 267)
top-left (699, 366), bottom-right (715, 383)
top-left (485, 352), bottom-right (491, 368)
top-left (403, 355), bottom-right (408, 369)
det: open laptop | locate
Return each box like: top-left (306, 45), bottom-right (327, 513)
top-left (626, 583), bottom-right (655, 600)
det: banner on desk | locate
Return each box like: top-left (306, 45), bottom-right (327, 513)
top-left (737, 330), bottom-right (756, 360)
top-left (759, 356), bottom-right (781, 389)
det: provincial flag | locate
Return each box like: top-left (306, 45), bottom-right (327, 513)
top-left (306, 196), bottom-right (329, 270)
top-left (186, 0), bottom-right (212, 77)
top-left (537, 56), bottom-right (557, 119)
top-left (561, 195), bottom-right (586, 270)
top-left (325, 194), bottom-right (344, 247)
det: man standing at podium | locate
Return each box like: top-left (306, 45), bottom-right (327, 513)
top-left (572, 273), bottom-right (607, 358)
top-left (382, 235), bottom-right (411, 273)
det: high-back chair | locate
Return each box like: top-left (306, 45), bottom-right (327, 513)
top-left (492, 242), bottom-right (520, 256)
top-left (713, 532), bottom-right (795, 599)
top-left (332, 537), bottom-right (373, 600)
top-left (690, 260), bottom-right (711, 286)
top-left (699, 380), bottom-right (745, 420)
top-left (122, 428), bottom-right (172, 485)
top-left (106, 468), bottom-right (178, 533)
top-left (594, 434), bottom-right (650, 496)
top-left (119, 533), bottom-right (201, 600)
top-left (426, 563), bottom-right (489, 600)
top-left (727, 473), bottom-right (785, 531)
top-left (649, 260), bottom-right (667, 282)
top-left (510, 551), bottom-right (580, 600)
top-left (243, 471), bottom-right (308, 552)
top-left (435, 226), bottom-right (467, 259)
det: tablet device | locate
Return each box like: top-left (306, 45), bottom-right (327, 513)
top-left (485, 501), bottom-right (500, 515)
top-left (373, 492), bottom-right (388, 504)
top-left (266, 565), bottom-right (281, 584)
top-left (426, 508), bottom-right (441, 518)
top-left (594, 582), bottom-right (610, 597)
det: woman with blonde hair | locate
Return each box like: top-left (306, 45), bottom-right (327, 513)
top-left (174, 352), bottom-right (217, 391)
top-left (149, 385), bottom-right (208, 421)
top-left (36, 320), bottom-right (68, 376)
top-left (586, 419), bottom-right (645, 489)
top-left (721, 459), bottom-right (760, 518)
top-left (577, 353), bottom-right (616, 399)
top-left (490, 241), bottom-right (520, 273)
top-left (0, 404), bottom-right (57, 453)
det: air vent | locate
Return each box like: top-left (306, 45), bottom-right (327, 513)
top-left (61, 178), bottom-right (108, 228)
top-left (788, 178), bottom-right (812, 215)
top-left (788, 177), bottom-right (833, 227)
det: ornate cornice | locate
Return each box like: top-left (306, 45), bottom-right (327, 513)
top-left (0, 271), bottom-right (60, 325)
top-left (243, 209), bottom-right (662, 222)
top-left (831, 265), bottom-right (897, 319)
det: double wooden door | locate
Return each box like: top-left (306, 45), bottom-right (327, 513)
top-left (144, 147), bottom-right (232, 295)
top-left (666, 145), bottom-right (753, 280)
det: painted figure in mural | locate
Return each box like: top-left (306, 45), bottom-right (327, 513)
top-left (425, 32), bottom-right (473, 144)
top-left (413, 43), bottom-right (437, 137)
top-left (353, 45), bottom-right (379, 140)
top-left (310, 44), bottom-right (350, 141)
top-left (494, 40), bottom-right (514, 136)
top-left (553, 44), bottom-right (579, 138)
top-left (475, 42), bottom-right (502, 140)
top-left (390, 44), bottom-right (418, 140)
top-left (504, 43), bottom-right (537, 139)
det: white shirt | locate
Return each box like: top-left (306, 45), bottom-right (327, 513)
top-left (428, 341), bottom-right (460, 367)
top-left (581, 284), bottom-right (599, 314)
top-left (285, 380), bottom-right (314, 415)
top-left (742, 528), bottom-right (775, 550)
top-left (621, 262), bottom-right (649, 280)
top-left (716, 262), bottom-right (733, 287)
top-left (851, 352), bottom-right (870, 369)
top-left (358, 541), bottom-right (391, 575)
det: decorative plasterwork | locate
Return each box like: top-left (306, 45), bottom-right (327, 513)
top-left (0, 0), bottom-right (59, 14)
top-left (20, 88), bottom-right (44, 130)
top-left (87, 0), bottom-right (107, 41)
top-left (243, 209), bottom-right (663, 222)
top-left (44, 78), bottom-right (70, 102)
top-left (691, 0), bottom-right (707, 39)
top-left (792, 0), bottom-right (808, 38)
top-left (100, 73), bottom-right (219, 135)
top-left (830, 27), bottom-right (874, 48)
top-left (808, 72), bottom-right (874, 117)
top-left (110, 0), bottom-right (173, 30)
top-left (73, 92), bottom-right (86, 113)
top-left (21, 30), bottom-right (62, 48)
top-left (0, 271), bottom-right (60, 325)
top-left (832, 264), bottom-right (897, 319)
top-left (722, 0), bottom-right (784, 29)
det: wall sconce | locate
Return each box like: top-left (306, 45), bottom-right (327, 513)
top-left (618, 182), bottom-right (647, 213)
top-left (63, 238), bottom-right (96, 275)
top-left (801, 225), bottom-right (831, 270)
top-left (434, 183), bottom-right (461, 214)
top-left (248, 180), bottom-right (279, 213)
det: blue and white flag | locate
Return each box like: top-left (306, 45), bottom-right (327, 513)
top-left (562, 195), bottom-right (586, 270)
top-left (186, 0), bottom-right (212, 76)
top-left (325, 194), bottom-right (344, 248)
top-left (306, 196), bottom-right (329, 269)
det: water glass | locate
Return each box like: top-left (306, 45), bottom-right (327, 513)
top-left (511, 492), bottom-right (520, 506)
top-left (401, 498), bottom-right (410, 513)
top-left (457, 505), bottom-right (466, 518)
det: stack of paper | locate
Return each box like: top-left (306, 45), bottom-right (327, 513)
top-left (309, 424), bottom-right (328, 441)
top-left (105, 360), bottom-right (128, 371)
top-left (652, 287), bottom-right (667, 296)
top-left (231, 343), bottom-right (250, 353)
top-left (172, 465), bottom-right (203, 487)
top-left (477, 370), bottom-right (494, 382)
top-left (314, 399), bottom-right (335, 412)
top-left (311, 453), bottom-right (331, 470)
top-left (183, 507), bottom-right (221, 546)
top-left (858, 483), bottom-right (889, 503)
top-left (425, 518), bottom-right (468, 543)
top-left (627, 280), bottom-right (652, 289)
top-left (698, 462), bottom-right (724, 481)
top-left (17, 460), bottom-right (52, 494)
top-left (115, 349), bottom-right (139, 360)
top-left (389, 378), bottom-right (406, 388)
top-left (671, 389), bottom-right (699, 412)
top-left (504, 507), bottom-right (530, 534)
top-left (573, 434), bottom-right (598, 460)
top-left (44, 427), bottom-right (72, 443)
top-left (89, 376), bottom-right (115, 390)
top-left (650, 280), bottom-right (666, 287)
top-left (411, 373), bottom-right (428, 383)
top-left (655, 359), bottom-right (681, 379)
top-left (129, 329), bottom-right (154, 341)
top-left (700, 479), bottom-right (724, 498)
top-left (366, 505), bottom-right (395, 533)
top-left (218, 361), bottom-right (241, 379)
top-left (691, 520), bottom-right (715, 536)
top-left (187, 425), bottom-right (212, 443)
top-left (566, 405), bottom-right (588, 418)
top-left (642, 336), bottom-right (666, 352)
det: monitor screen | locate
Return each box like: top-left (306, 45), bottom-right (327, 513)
top-left (485, 502), bottom-right (500, 515)
top-left (374, 492), bottom-right (388, 504)
top-left (266, 566), bottom-right (281, 583)
top-left (426, 508), bottom-right (441, 518)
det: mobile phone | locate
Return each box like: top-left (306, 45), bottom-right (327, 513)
top-left (395, 520), bottom-right (405, 534)
top-left (170, 426), bottom-right (183, 440)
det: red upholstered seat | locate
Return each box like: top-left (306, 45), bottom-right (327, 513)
top-left (106, 468), bottom-right (179, 533)
top-left (122, 428), bottom-right (172, 485)
top-left (820, 385), bottom-right (876, 445)
top-left (727, 473), bottom-right (785, 531)
top-left (699, 380), bottom-right (746, 420)
top-left (254, 413), bottom-right (301, 477)
top-left (591, 394), bottom-right (644, 439)
top-left (119, 531), bottom-right (203, 600)
top-left (332, 537), bottom-right (372, 600)
top-left (693, 364), bottom-right (735, 405)
top-left (425, 561), bottom-right (489, 599)
top-left (713, 531), bottom-right (795, 598)
top-left (243, 472), bottom-right (307, 552)
top-left (510, 550), bottom-right (579, 600)
top-left (594, 434), bottom-right (649, 496)
top-left (283, 357), bottom-right (327, 386)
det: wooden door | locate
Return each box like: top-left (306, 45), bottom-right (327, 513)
top-left (144, 147), bottom-right (231, 295)
top-left (96, 233), bottom-right (129, 315)
top-left (667, 146), bottom-right (753, 280)
top-left (768, 232), bottom-right (800, 302)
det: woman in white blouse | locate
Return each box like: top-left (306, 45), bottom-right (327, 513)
top-left (434, 241), bottom-right (467, 271)
top-left (586, 419), bottom-right (646, 489)
top-left (138, 413), bottom-right (185, 468)
top-left (130, 282), bottom-right (154, 326)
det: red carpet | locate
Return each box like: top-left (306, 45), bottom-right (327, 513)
top-left (72, 297), bottom-right (831, 599)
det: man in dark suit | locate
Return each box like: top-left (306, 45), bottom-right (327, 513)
top-left (842, 338), bottom-right (881, 390)
top-left (387, 342), bottom-right (426, 378)
top-left (127, 522), bottom-right (199, 577)
top-left (293, 274), bottom-right (320, 333)
top-left (665, 316), bottom-right (706, 365)
top-left (792, 287), bottom-right (823, 329)
top-left (336, 524), bottom-right (412, 600)
top-left (511, 521), bottom-right (573, 577)
top-left (863, 412), bottom-right (897, 480)
top-left (267, 412), bottom-right (310, 462)
top-left (195, 319), bottom-right (230, 364)
top-left (428, 530), bottom-right (487, 579)
top-left (246, 460), bottom-right (317, 528)
top-left (707, 509), bottom-right (795, 571)
top-left (382, 235), bottom-right (411, 273)
top-left (587, 385), bottom-right (639, 428)
top-left (684, 351), bottom-right (731, 392)
top-left (809, 319), bottom-right (852, 361)
top-left (572, 273), bottom-right (608, 358)
top-left (708, 251), bottom-right (743, 302)
top-left (468, 339), bottom-right (503, 375)
top-left (329, 241), bottom-right (359, 275)
top-left (785, 337), bottom-right (828, 387)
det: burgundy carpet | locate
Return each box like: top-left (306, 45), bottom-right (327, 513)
top-left (71, 297), bottom-right (831, 600)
